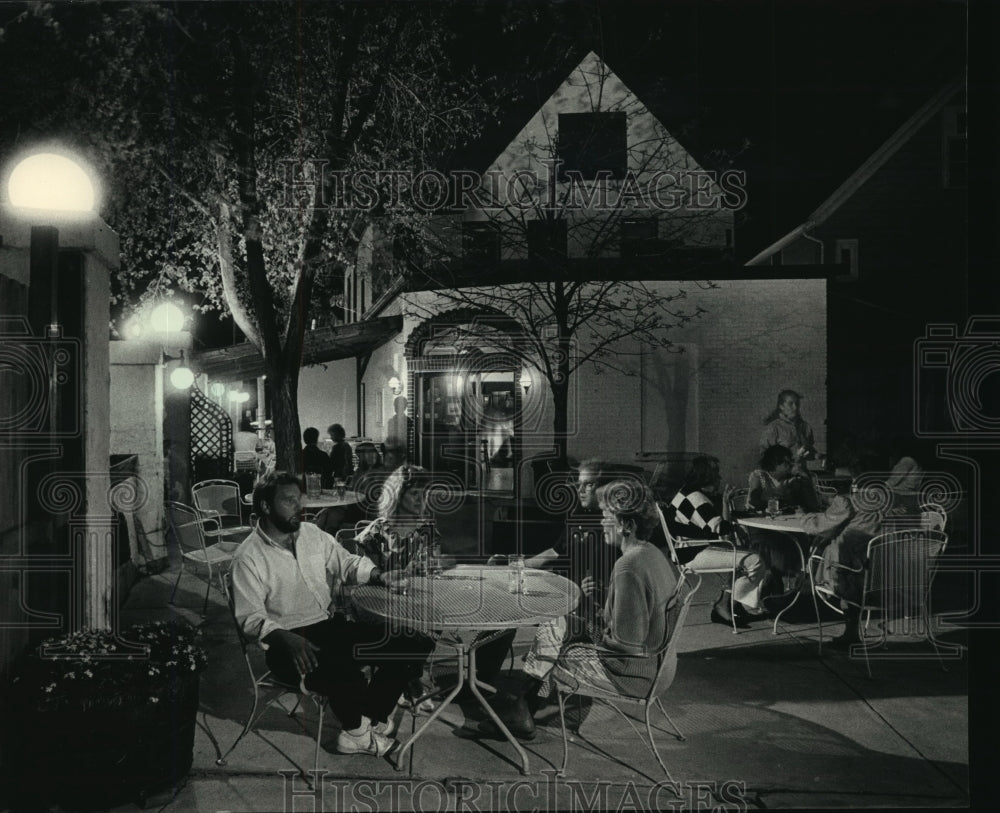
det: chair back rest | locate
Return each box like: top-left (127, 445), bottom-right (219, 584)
top-left (815, 483), bottom-right (838, 500)
top-left (220, 570), bottom-right (253, 653)
top-left (192, 479), bottom-right (244, 522)
top-left (919, 510), bottom-right (947, 532)
top-left (655, 503), bottom-right (680, 565)
top-left (728, 487), bottom-right (749, 514)
top-left (863, 528), bottom-right (948, 617)
top-left (335, 527), bottom-right (360, 554)
top-left (649, 568), bottom-right (702, 700)
top-left (919, 502), bottom-right (948, 531)
top-left (165, 501), bottom-right (209, 555)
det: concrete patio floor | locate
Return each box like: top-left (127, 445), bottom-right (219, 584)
top-left (99, 558), bottom-right (971, 813)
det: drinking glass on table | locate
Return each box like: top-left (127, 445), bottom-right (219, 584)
top-left (767, 498), bottom-right (781, 518)
top-left (384, 570), bottom-right (409, 595)
top-left (334, 478), bottom-right (346, 499)
top-left (305, 472), bottom-right (322, 499)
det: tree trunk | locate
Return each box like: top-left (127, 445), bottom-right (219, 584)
top-left (550, 377), bottom-right (570, 467)
top-left (267, 366), bottom-right (302, 474)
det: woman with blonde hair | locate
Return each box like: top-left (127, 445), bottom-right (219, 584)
top-left (478, 480), bottom-right (681, 740)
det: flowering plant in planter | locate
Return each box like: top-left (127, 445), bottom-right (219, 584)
top-left (14, 620), bottom-right (208, 711)
top-left (10, 620), bottom-right (208, 811)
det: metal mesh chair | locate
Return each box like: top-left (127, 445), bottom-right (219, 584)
top-left (216, 572), bottom-right (327, 787)
top-left (808, 528), bottom-right (956, 675)
top-left (192, 479), bottom-right (254, 542)
top-left (656, 502), bottom-right (740, 633)
top-left (727, 487), bottom-right (749, 514)
top-left (919, 502), bottom-right (947, 532)
top-left (165, 501), bottom-right (240, 617)
top-left (552, 568), bottom-right (702, 785)
top-left (814, 482), bottom-right (838, 503)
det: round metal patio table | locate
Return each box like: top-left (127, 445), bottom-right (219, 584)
top-left (351, 565), bottom-right (581, 774)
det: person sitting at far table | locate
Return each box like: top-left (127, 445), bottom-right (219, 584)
top-left (667, 455), bottom-right (768, 628)
top-left (743, 445), bottom-right (824, 617)
top-left (748, 444), bottom-right (823, 514)
top-left (328, 423), bottom-right (354, 482)
top-left (802, 452), bottom-right (889, 648)
top-left (301, 426), bottom-right (334, 489)
top-left (230, 472), bottom-right (434, 757)
top-left (350, 442), bottom-right (393, 520)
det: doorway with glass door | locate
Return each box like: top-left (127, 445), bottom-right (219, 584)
top-left (415, 368), bottom-right (517, 495)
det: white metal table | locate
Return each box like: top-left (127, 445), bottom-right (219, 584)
top-left (351, 565), bottom-right (581, 774)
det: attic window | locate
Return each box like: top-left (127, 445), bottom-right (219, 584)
top-left (557, 112), bottom-right (627, 181)
top-left (834, 238), bottom-right (859, 280)
top-left (943, 105), bottom-right (967, 189)
top-left (620, 218), bottom-right (664, 257)
top-left (527, 218), bottom-right (567, 259)
top-left (462, 222), bottom-right (501, 262)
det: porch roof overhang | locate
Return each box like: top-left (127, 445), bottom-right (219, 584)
top-left (403, 254), bottom-right (842, 292)
top-left (188, 315), bottom-right (402, 380)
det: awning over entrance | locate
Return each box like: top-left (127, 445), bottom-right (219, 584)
top-left (188, 315), bottom-right (402, 380)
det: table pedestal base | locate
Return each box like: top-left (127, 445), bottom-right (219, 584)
top-left (393, 639), bottom-right (530, 775)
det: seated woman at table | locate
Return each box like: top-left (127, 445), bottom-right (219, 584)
top-left (760, 389), bottom-right (817, 475)
top-left (748, 445), bottom-right (823, 514)
top-left (473, 459), bottom-right (640, 699)
top-left (804, 451), bottom-right (888, 648)
top-left (478, 481), bottom-right (680, 740)
top-left (354, 464), bottom-right (438, 571)
top-left (352, 464), bottom-right (443, 710)
top-left (884, 437), bottom-right (926, 515)
top-left (667, 456), bottom-right (771, 628)
top-left (742, 445), bottom-right (825, 617)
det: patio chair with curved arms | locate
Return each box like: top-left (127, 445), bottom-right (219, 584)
top-left (165, 501), bottom-right (240, 618)
top-left (656, 502), bottom-right (740, 633)
top-left (807, 527), bottom-right (957, 676)
top-left (919, 502), bottom-right (947, 532)
top-left (814, 482), bottom-right (838, 504)
top-left (216, 573), bottom-right (327, 788)
top-left (192, 479), bottom-right (254, 543)
top-left (551, 568), bottom-right (702, 784)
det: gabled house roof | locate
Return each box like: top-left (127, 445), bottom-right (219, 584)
top-left (744, 76), bottom-right (964, 266)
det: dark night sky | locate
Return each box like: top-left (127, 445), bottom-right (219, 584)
top-left (0, 0), bottom-right (974, 345)
top-left (445, 0), bottom-right (967, 261)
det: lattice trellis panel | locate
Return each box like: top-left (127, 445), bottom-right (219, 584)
top-left (189, 384), bottom-right (235, 482)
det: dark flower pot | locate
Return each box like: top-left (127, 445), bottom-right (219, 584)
top-left (16, 674), bottom-right (199, 812)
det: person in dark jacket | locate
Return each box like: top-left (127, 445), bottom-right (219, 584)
top-left (328, 423), bottom-right (354, 481)
top-left (301, 427), bottom-right (334, 488)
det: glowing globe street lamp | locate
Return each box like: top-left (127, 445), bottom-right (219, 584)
top-left (150, 301), bottom-right (186, 333)
top-left (2, 147), bottom-right (113, 633)
top-left (4, 150), bottom-right (98, 338)
top-left (6, 151), bottom-right (97, 215)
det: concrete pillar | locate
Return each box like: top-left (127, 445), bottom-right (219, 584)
top-left (0, 212), bottom-right (118, 630)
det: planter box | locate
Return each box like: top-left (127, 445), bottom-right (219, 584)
top-left (15, 675), bottom-right (199, 811)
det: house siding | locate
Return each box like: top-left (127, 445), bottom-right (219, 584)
top-left (768, 93), bottom-right (966, 445)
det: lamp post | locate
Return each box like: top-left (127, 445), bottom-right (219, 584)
top-left (3, 148), bottom-right (115, 632)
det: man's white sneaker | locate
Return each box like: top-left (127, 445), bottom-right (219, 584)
top-left (335, 727), bottom-right (398, 757)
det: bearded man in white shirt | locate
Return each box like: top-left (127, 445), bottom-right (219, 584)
top-left (231, 471), bottom-right (433, 757)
